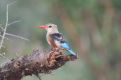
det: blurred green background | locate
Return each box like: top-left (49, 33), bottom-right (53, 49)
top-left (0, 0), bottom-right (121, 80)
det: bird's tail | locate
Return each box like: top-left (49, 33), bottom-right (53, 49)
top-left (67, 49), bottom-right (77, 59)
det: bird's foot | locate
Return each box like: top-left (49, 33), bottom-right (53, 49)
top-left (51, 48), bottom-right (60, 52)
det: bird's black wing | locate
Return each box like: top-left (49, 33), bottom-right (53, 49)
top-left (50, 33), bottom-right (64, 41)
top-left (50, 33), bottom-right (71, 49)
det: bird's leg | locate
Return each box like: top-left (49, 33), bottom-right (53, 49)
top-left (51, 48), bottom-right (60, 52)
top-left (55, 48), bottom-right (60, 51)
top-left (51, 48), bottom-right (54, 51)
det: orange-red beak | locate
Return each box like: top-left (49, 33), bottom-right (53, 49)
top-left (39, 25), bottom-right (48, 29)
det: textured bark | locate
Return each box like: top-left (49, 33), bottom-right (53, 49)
top-left (0, 49), bottom-right (73, 80)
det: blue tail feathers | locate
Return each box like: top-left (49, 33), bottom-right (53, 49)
top-left (67, 49), bottom-right (77, 59)
top-left (67, 49), bottom-right (77, 56)
top-left (60, 41), bottom-right (77, 56)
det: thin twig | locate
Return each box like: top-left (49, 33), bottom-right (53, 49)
top-left (0, 1), bottom-right (17, 49)
top-left (7, 1), bottom-right (17, 7)
top-left (8, 20), bottom-right (21, 26)
top-left (5, 33), bottom-right (29, 41)
top-left (0, 1), bottom-right (29, 50)
top-left (0, 35), bottom-right (9, 40)
top-left (0, 4), bottom-right (9, 49)
top-left (0, 53), bottom-right (10, 61)
top-left (0, 26), bottom-right (4, 31)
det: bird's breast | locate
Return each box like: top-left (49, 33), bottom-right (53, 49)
top-left (47, 34), bottom-right (58, 48)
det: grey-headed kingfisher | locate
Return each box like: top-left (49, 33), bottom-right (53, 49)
top-left (38, 23), bottom-right (77, 59)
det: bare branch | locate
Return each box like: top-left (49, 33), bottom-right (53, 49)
top-left (0, 1), bottom-right (28, 50)
top-left (0, 4), bottom-right (9, 49)
top-left (7, 1), bottom-right (17, 7)
top-left (8, 20), bottom-right (21, 26)
top-left (0, 49), bottom-right (75, 80)
top-left (0, 25), bottom-right (4, 31)
top-left (0, 53), bottom-right (10, 61)
top-left (5, 33), bottom-right (30, 41)
top-left (0, 25), bottom-right (8, 40)
top-left (0, 35), bottom-right (9, 40)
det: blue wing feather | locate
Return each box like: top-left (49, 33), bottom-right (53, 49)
top-left (60, 42), bottom-right (76, 56)
top-left (60, 42), bottom-right (70, 49)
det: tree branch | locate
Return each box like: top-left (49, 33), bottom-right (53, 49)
top-left (0, 4), bottom-right (9, 49)
top-left (0, 49), bottom-right (74, 80)
top-left (5, 33), bottom-right (29, 41)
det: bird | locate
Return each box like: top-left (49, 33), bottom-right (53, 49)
top-left (38, 23), bottom-right (77, 59)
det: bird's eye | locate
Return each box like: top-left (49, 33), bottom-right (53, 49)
top-left (48, 26), bottom-right (52, 28)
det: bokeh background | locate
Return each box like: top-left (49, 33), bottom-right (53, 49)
top-left (0, 0), bottom-right (121, 80)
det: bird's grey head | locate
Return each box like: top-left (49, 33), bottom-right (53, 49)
top-left (39, 23), bottom-right (59, 34)
top-left (46, 23), bottom-right (59, 33)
